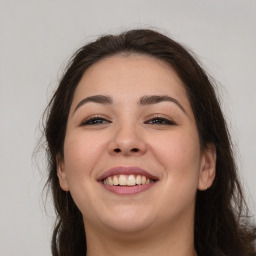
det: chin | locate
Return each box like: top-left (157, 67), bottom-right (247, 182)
top-left (97, 205), bottom-right (154, 233)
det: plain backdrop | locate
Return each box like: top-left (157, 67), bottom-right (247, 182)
top-left (0, 1), bottom-right (255, 255)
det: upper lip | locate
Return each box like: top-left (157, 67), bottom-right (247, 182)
top-left (97, 166), bottom-right (159, 181)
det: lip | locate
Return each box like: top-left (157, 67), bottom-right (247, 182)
top-left (97, 166), bottom-right (159, 195)
top-left (97, 166), bottom-right (159, 181)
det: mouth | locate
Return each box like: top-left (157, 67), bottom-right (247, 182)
top-left (102, 174), bottom-right (156, 186)
top-left (97, 166), bottom-right (158, 195)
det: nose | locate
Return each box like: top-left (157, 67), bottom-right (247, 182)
top-left (108, 124), bottom-right (147, 156)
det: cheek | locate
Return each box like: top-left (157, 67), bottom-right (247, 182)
top-left (150, 130), bottom-right (201, 186)
top-left (147, 131), bottom-right (201, 218)
top-left (63, 132), bottom-right (106, 186)
top-left (62, 132), bottom-right (108, 214)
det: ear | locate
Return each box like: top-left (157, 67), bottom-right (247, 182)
top-left (198, 143), bottom-right (216, 191)
top-left (56, 154), bottom-right (69, 191)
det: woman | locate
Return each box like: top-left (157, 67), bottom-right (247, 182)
top-left (44, 29), bottom-right (256, 256)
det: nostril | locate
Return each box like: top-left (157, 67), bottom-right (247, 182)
top-left (113, 148), bottom-right (139, 153)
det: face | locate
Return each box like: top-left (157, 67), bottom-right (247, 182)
top-left (57, 54), bottom-right (215, 236)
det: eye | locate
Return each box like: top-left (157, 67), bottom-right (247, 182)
top-left (80, 115), bottom-right (111, 126)
top-left (145, 115), bottom-right (176, 126)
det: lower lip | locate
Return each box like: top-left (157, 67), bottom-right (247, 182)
top-left (100, 183), bottom-right (156, 195)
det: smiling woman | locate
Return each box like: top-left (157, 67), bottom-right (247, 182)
top-left (43, 29), bottom-right (256, 256)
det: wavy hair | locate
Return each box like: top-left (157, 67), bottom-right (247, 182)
top-left (43, 29), bottom-right (256, 256)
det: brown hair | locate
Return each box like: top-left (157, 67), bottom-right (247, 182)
top-left (44, 29), bottom-right (256, 256)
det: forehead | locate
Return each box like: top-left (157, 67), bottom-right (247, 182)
top-left (72, 54), bottom-right (189, 105)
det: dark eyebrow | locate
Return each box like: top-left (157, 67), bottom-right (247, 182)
top-left (139, 95), bottom-right (186, 114)
top-left (73, 94), bottom-right (186, 115)
top-left (73, 95), bottom-right (113, 114)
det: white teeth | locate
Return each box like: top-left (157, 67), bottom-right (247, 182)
top-left (127, 175), bottom-right (136, 186)
top-left (103, 174), bottom-right (155, 186)
top-left (108, 177), bottom-right (113, 185)
top-left (113, 175), bottom-right (119, 185)
top-left (119, 175), bottom-right (127, 185)
top-left (135, 175), bottom-right (142, 185)
top-left (141, 176), bottom-right (146, 185)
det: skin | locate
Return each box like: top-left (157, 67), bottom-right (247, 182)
top-left (57, 54), bottom-right (216, 256)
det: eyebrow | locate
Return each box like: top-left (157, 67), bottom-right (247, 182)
top-left (73, 94), bottom-right (186, 115)
top-left (73, 95), bottom-right (113, 113)
top-left (139, 95), bottom-right (186, 114)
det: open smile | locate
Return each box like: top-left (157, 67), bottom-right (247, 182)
top-left (97, 166), bottom-right (158, 195)
top-left (103, 174), bottom-right (155, 186)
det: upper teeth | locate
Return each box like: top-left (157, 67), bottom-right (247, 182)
top-left (103, 174), bottom-right (153, 186)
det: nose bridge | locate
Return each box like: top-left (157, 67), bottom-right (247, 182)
top-left (115, 121), bottom-right (138, 143)
top-left (109, 115), bottom-right (146, 155)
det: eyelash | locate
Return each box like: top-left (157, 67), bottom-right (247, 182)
top-left (80, 115), bottom-right (176, 126)
top-left (145, 115), bottom-right (176, 126)
top-left (80, 115), bottom-right (111, 126)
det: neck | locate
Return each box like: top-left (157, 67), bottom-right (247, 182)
top-left (85, 214), bottom-right (197, 256)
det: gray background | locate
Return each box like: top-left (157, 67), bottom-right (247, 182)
top-left (0, 1), bottom-right (255, 255)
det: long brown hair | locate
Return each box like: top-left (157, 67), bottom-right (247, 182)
top-left (43, 29), bottom-right (256, 256)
